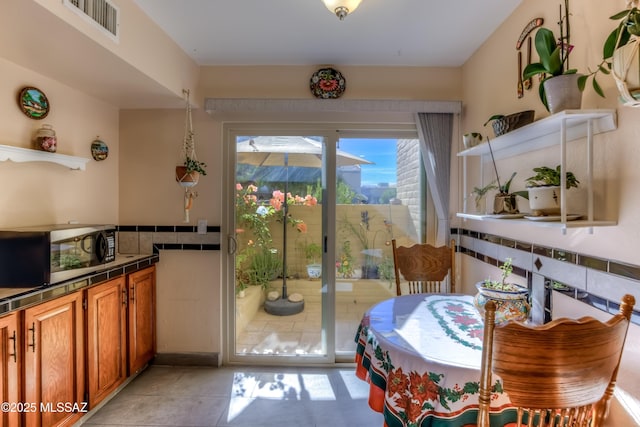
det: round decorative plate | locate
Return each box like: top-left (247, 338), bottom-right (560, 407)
top-left (310, 67), bottom-right (346, 99)
top-left (18, 86), bottom-right (49, 120)
top-left (91, 137), bottom-right (109, 161)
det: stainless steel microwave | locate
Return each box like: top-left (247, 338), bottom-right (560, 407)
top-left (0, 224), bottom-right (116, 288)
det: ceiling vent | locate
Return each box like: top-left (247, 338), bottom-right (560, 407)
top-left (63, 0), bottom-right (119, 42)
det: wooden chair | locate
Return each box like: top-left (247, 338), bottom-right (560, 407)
top-left (391, 239), bottom-right (456, 296)
top-left (477, 294), bottom-right (636, 427)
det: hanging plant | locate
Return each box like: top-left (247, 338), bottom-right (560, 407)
top-left (176, 89), bottom-right (206, 222)
top-left (176, 89), bottom-right (207, 188)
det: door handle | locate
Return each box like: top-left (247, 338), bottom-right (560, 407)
top-left (28, 322), bottom-right (36, 352)
top-left (228, 235), bottom-right (237, 255)
top-left (8, 330), bottom-right (17, 362)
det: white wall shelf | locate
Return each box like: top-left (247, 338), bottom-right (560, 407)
top-left (457, 110), bottom-right (617, 160)
top-left (0, 144), bottom-right (89, 170)
top-left (456, 213), bottom-right (617, 230)
top-left (457, 109), bottom-right (618, 233)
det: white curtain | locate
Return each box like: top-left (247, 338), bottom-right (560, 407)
top-left (415, 113), bottom-right (453, 245)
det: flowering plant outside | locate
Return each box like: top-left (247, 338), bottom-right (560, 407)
top-left (336, 240), bottom-right (355, 279)
top-left (235, 183), bottom-right (317, 288)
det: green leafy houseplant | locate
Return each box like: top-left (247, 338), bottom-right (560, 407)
top-left (579, 6), bottom-right (640, 98)
top-left (525, 165), bottom-right (580, 189)
top-left (471, 181), bottom-right (498, 212)
top-left (522, 27), bottom-right (578, 111)
top-left (492, 172), bottom-right (520, 214)
top-left (304, 242), bottom-right (322, 265)
top-left (247, 247), bottom-right (283, 289)
top-left (480, 258), bottom-right (522, 291)
top-left (474, 258), bottom-right (530, 324)
top-left (183, 157), bottom-right (207, 175)
top-left (336, 240), bottom-right (355, 279)
top-left (522, 166), bottom-right (580, 216)
top-left (339, 210), bottom-right (391, 279)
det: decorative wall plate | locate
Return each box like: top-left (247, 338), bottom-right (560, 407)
top-left (91, 137), bottom-right (109, 161)
top-left (310, 67), bottom-right (346, 99)
top-left (18, 86), bottom-right (50, 119)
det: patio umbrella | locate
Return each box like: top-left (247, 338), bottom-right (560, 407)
top-left (236, 135), bottom-right (372, 315)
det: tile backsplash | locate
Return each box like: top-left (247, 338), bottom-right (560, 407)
top-left (453, 228), bottom-right (640, 326)
top-left (117, 225), bottom-right (221, 254)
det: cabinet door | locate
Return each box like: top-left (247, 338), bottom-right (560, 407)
top-left (0, 312), bottom-right (20, 427)
top-left (24, 291), bottom-right (84, 427)
top-left (128, 266), bottom-right (156, 374)
top-left (86, 277), bottom-right (127, 408)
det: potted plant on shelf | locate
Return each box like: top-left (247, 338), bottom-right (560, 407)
top-left (579, 5), bottom-right (640, 106)
top-left (522, 27), bottom-right (582, 113)
top-left (463, 132), bottom-right (483, 149)
top-left (473, 258), bottom-right (530, 324)
top-left (304, 241), bottom-right (322, 280)
top-left (523, 165), bottom-right (579, 216)
top-left (470, 181), bottom-right (498, 214)
top-left (492, 172), bottom-right (520, 215)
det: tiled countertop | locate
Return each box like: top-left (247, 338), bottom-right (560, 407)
top-left (0, 253), bottom-right (159, 316)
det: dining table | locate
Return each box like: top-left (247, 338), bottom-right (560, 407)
top-left (354, 293), bottom-right (518, 427)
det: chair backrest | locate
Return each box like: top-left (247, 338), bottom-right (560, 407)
top-left (477, 294), bottom-right (636, 427)
top-left (391, 238), bottom-right (455, 296)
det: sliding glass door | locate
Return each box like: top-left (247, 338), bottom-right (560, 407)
top-left (224, 125), bottom-right (424, 365)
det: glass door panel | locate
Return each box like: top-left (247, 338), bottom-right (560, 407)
top-left (233, 135), bottom-right (329, 361)
top-left (334, 137), bottom-right (426, 357)
top-left (227, 128), bottom-right (425, 364)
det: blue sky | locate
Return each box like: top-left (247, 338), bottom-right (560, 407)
top-left (338, 138), bottom-right (397, 186)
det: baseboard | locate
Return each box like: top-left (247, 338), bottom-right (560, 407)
top-left (152, 352), bottom-right (219, 367)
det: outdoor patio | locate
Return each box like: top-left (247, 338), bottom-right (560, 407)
top-left (235, 277), bottom-right (396, 355)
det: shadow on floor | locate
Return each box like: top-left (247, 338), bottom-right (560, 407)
top-left (78, 365), bottom-right (384, 427)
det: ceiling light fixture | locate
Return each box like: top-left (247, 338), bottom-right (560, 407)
top-left (322, 0), bottom-right (362, 20)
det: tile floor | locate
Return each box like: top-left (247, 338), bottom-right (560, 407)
top-left (78, 365), bottom-right (384, 427)
top-left (236, 278), bottom-right (396, 355)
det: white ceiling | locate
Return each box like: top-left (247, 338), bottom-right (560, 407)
top-left (133, 0), bottom-right (523, 67)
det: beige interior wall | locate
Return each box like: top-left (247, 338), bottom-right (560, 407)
top-left (32, 0), bottom-right (200, 103)
top-left (155, 251), bottom-right (221, 354)
top-left (199, 65), bottom-right (462, 100)
top-left (459, 0), bottom-right (640, 265)
top-left (118, 108), bottom-right (221, 225)
top-left (0, 57), bottom-right (119, 227)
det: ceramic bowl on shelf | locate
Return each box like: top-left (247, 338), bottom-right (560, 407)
top-left (491, 110), bottom-right (535, 136)
top-left (463, 132), bottom-right (483, 149)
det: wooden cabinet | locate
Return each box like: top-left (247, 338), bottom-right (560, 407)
top-left (86, 277), bottom-right (127, 408)
top-left (0, 312), bottom-right (20, 427)
top-left (24, 291), bottom-right (84, 427)
top-left (0, 262), bottom-right (156, 426)
top-left (127, 266), bottom-right (156, 374)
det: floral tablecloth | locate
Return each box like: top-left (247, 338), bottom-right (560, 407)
top-left (355, 294), bottom-right (517, 427)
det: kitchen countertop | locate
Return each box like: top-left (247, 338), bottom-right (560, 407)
top-left (0, 253), bottom-right (158, 316)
